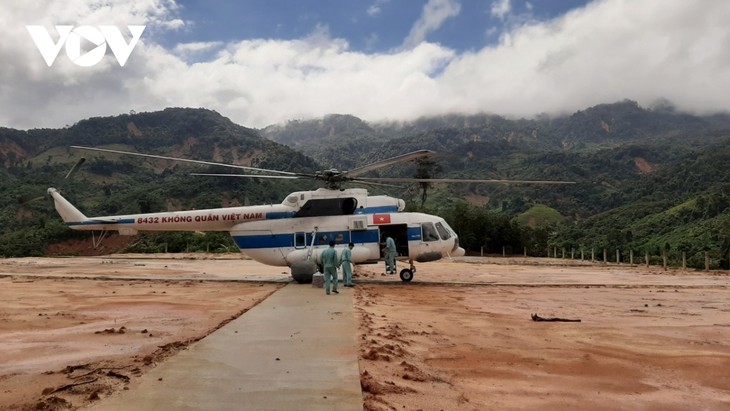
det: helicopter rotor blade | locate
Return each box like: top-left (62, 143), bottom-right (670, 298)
top-left (191, 173), bottom-right (403, 188)
top-left (71, 146), bottom-right (310, 178)
top-left (190, 173), bottom-right (301, 180)
top-left (346, 178), bottom-right (403, 188)
top-left (19, 195), bottom-right (46, 205)
top-left (71, 146), bottom-right (574, 188)
top-left (355, 177), bottom-right (576, 185)
top-left (343, 150), bottom-right (434, 177)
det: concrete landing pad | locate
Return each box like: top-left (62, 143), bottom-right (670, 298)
top-left (87, 283), bottom-right (363, 410)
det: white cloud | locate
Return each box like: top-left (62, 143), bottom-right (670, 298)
top-left (158, 18), bottom-right (185, 31)
top-left (400, 0), bottom-right (462, 50)
top-left (0, 0), bottom-right (185, 127)
top-left (437, 0), bottom-right (730, 118)
top-left (141, 37), bottom-right (454, 127)
top-left (173, 41), bottom-right (224, 57)
top-left (2, 0), bottom-right (730, 131)
top-left (367, 0), bottom-right (390, 17)
top-left (490, 0), bottom-right (511, 20)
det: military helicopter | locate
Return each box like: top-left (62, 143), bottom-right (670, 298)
top-left (48, 146), bottom-right (573, 283)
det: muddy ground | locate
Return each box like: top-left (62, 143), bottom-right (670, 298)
top-left (1, 254), bottom-right (729, 410)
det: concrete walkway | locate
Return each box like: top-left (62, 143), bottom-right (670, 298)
top-left (87, 283), bottom-right (363, 411)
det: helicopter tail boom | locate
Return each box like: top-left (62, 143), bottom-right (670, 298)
top-left (47, 186), bottom-right (283, 234)
top-left (48, 188), bottom-right (88, 224)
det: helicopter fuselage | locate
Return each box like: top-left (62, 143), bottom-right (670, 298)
top-left (48, 187), bottom-right (465, 279)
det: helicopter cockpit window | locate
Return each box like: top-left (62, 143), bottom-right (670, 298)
top-left (435, 222), bottom-right (451, 240)
top-left (422, 222), bottom-right (440, 242)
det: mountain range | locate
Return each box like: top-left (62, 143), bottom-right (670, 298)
top-left (2, 101), bottom-right (729, 268)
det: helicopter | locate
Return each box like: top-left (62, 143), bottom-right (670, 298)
top-left (48, 146), bottom-right (573, 283)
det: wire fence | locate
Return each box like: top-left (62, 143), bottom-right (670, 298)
top-left (545, 247), bottom-right (730, 271)
top-left (477, 246), bottom-right (730, 271)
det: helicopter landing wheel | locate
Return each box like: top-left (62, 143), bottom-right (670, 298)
top-left (399, 268), bottom-right (413, 282)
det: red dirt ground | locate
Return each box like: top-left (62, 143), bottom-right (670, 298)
top-left (1, 254), bottom-right (729, 410)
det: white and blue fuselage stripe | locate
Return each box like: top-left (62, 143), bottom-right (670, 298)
top-left (66, 218), bottom-right (136, 227)
top-left (232, 227), bottom-right (422, 250)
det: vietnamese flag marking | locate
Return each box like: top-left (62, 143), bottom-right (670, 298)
top-left (373, 214), bottom-right (391, 224)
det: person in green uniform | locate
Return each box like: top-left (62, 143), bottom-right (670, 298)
top-left (321, 240), bottom-right (340, 295)
top-left (385, 236), bottom-right (397, 274)
top-left (340, 242), bottom-right (355, 287)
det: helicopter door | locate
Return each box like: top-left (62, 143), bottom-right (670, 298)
top-left (378, 224), bottom-right (409, 258)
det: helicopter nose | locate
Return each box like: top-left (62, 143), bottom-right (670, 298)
top-left (450, 237), bottom-right (465, 256)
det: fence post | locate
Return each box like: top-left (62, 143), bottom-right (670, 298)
top-left (571, 248), bottom-right (574, 259)
top-left (616, 249), bottom-right (620, 264)
top-left (603, 249), bottom-right (607, 263)
top-left (502, 246), bottom-right (506, 257)
top-left (524, 246), bottom-right (527, 257)
top-left (481, 246), bottom-right (483, 257)
top-left (682, 252), bottom-right (686, 270)
top-left (645, 250), bottom-right (649, 267)
top-left (705, 252), bottom-right (710, 271)
top-left (662, 250), bottom-right (667, 271)
top-left (591, 248), bottom-right (595, 262)
top-left (630, 250), bottom-right (634, 265)
top-left (581, 249), bottom-right (584, 261)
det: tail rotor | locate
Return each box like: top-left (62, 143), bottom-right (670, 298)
top-left (63, 157), bottom-right (86, 182)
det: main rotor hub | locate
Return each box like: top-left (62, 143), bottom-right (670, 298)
top-left (316, 168), bottom-right (350, 189)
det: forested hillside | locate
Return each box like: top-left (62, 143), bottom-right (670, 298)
top-left (263, 101), bottom-right (730, 268)
top-left (0, 108), bottom-right (319, 257)
top-left (2, 102), bottom-right (730, 268)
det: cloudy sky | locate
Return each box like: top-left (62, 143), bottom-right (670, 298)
top-left (3, 0), bottom-right (729, 130)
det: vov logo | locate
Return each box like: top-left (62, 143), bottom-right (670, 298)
top-left (26, 25), bottom-right (145, 67)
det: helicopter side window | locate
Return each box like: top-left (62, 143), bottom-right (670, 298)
top-left (295, 232), bottom-right (306, 248)
top-left (435, 222), bottom-right (451, 240)
top-left (422, 223), bottom-right (440, 242)
top-left (294, 198), bottom-right (358, 217)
